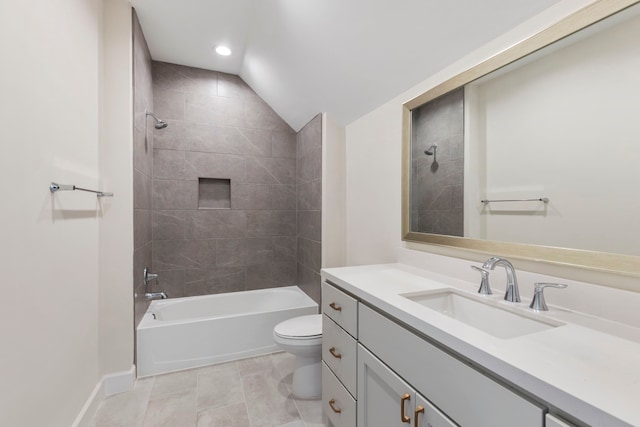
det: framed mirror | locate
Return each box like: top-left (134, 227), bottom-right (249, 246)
top-left (402, 0), bottom-right (640, 277)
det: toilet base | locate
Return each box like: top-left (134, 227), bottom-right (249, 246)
top-left (291, 354), bottom-right (321, 399)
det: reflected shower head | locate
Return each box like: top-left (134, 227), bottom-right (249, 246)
top-left (424, 144), bottom-right (437, 156)
top-left (146, 110), bottom-right (168, 129)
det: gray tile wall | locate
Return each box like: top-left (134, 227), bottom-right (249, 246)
top-left (296, 115), bottom-right (323, 304)
top-left (150, 61), bottom-right (298, 297)
top-left (133, 10), bottom-right (154, 329)
top-left (411, 88), bottom-right (464, 237)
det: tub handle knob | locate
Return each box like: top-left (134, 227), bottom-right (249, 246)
top-left (329, 302), bottom-right (342, 312)
top-left (328, 399), bottom-right (342, 414)
top-left (329, 347), bottom-right (342, 359)
top-left (143, 267), bottom-right (159, 286)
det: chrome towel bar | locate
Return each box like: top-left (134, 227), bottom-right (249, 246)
top-left (481, 197), bottom-right (548, 204)
top-left (50, 182), bottom-right (113, 198)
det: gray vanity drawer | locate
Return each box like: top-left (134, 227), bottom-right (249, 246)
top-left (546, 414), bottom-right (577, 427)
top-left (323, 314), bottom-right (357, 397)
top-left (322, 282), bottom-right (358, 338)
top-left (359, 304), bottom-right (545, 427)
top-left (322, 362), bottom-right (356, 427)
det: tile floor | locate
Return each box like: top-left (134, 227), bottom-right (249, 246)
top-left (90, 352), bottom-right (326, 427)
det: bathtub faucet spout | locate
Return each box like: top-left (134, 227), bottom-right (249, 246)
top-left (146, 291), bottom-right (168, 300)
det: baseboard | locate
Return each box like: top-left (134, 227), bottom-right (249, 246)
top-left (71, 365), bottom-right (136, 427)
top-left (104, 365), bottom-right (136, 395)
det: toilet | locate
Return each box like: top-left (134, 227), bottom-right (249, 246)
top-left (273, 314), bottom-right (323, 399)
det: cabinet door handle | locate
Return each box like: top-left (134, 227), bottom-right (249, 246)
top-left (414, 405), bottom-right (424, 427)
top-left (328, 398), bottom-right (342, 414)
top-left (329, 347), bottom-right (342, 359)
top-left (329, 302), bottom-right (342, 311)
top-left (400, 393), bottom-right (411, 423)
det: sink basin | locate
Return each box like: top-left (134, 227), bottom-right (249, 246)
top-left (402, 290), bottom-right (562, 339)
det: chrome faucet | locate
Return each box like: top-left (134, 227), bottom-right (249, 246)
top-left (529, 283), bottom-right (567, 311)
top-left (145, 291), bottom-right (168, 300)
top-left (481, 257), bottom-right (520, 302)
top-left (143, 267), bottom-right (159, 286)
top-left (470, 265), bottom-right (492, 295)
top-left (143, 267), bottom-right (166, 300)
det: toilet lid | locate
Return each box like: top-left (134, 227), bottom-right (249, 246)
top-left (274, 314), bottom-right (322, 338)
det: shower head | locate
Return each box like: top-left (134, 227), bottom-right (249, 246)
top-left (424, 144), bottom-right (437, 156)
top-left (145, 110), bottom-right (168, 129)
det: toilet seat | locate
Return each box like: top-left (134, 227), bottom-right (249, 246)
top-left (274, 314), bottom-right (322, 339)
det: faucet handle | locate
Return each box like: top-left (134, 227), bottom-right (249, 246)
top-left (529, 283), bottom-right (568, 311)
top-left (471, 265), bottom-right (492, 295)
top-left (143, 267), bottom-right (159, 286)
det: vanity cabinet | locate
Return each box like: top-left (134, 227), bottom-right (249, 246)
top-left (322, 362), bottom-right (357, 427)
top-left (358, 344), bottom-right (455, 427)
top-left (323, 314), bottom-right (357, 395)
top-left (546, 414), bottom-right (577, 427)
top-left (322, 281), bottom-right (358, 337)
top-left (321, 282), bottom-right (359, 427)
top-left (322, 281), bottom-right (546, 427)
top-left (358, 304), bottom-right (545, 426)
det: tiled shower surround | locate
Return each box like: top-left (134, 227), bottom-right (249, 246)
top-left (296, 115), bottom-right (322, 303)
top-left (411, 87), bottom-right (464, 236)
top-left (144, 61), bottom-right (321, 303)
top-left (132, 10), bottom-right (154, 328)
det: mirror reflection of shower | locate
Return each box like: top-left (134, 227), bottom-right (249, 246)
top-left (424, 144), bottom-right (438, 171)
top-left (145, 110), bottom-right (168, 129)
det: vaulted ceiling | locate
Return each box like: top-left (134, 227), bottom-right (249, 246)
top-left (129, 0), bottom-right (560, 131)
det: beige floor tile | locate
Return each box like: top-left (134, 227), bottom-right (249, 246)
top-left (150, 369), bottom-right (197, 398)
top-left (276, 421), bottom-right (305, 427)
top-left (195, 360), bottom-right (238, 376)
top-left (237, 353), bottom-right (277, 377)
top-left (143, 388), bottom-right (197, 427)
top-left (242, 371), bottom-right (301, 427)
top-left (271, 352), bottom-right (296, 385)
top-left (197, 362), bottom-right (244, 411)
top-left (196, 403), bottom-right (251, 427)
top-left (90, 377), bottom-right (154, 427)
top-left (292, 397), bottom-right (323, 426)
top-left (90, 354), bottom-right (320, 427)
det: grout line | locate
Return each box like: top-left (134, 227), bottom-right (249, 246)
top-left (238, 359), bottom-right (255, 427)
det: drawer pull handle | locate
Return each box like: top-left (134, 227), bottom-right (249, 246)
top-left (414, 405), bottom-right (424, 427)
top-left (329, 347), bottom-right (342, 359)
top-left (401, 393), bottom-right (411, 423)
top-left (329, 398), bottom-right (342, 414)
top-left (329, 302), bottom-right (342, 312)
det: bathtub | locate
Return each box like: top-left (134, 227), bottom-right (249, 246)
top-left (136, 286), bottom-right (318, 377)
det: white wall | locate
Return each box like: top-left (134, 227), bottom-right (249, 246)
top-left (467, 11), bottom-right (640, 256)
top-left (0, 0), bottom-right (101, 425)
top-left (0, 1), bottom-right (134, 426)
top-left (322, 112), bottom-right (347, 268)
top-left (344, 0), bottom-right (640, 290)
top-left (346, 101), bottom-right (403, 265)
top-left (99, 0), bottom-right (134, 378)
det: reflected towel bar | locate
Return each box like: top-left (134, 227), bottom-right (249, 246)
top-left (50, 182), bottom-right (113, 198)
top-left (481, 198), bottom-right (548, 204)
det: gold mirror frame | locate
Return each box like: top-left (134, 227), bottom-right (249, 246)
top-left (402, 0), bottom-right (640, 278)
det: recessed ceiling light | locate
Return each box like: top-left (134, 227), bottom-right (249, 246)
top-left (215, 46), bottom-right (232, 56)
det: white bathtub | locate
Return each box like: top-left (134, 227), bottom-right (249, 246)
top-left (136, 286), bottom-right (318, 377)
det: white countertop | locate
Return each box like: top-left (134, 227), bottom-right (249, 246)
top-left (321, 262), bottom-right (640, 427)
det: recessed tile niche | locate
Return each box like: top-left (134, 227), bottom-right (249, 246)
top-left (198, 178), bottom-right (231, 209)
